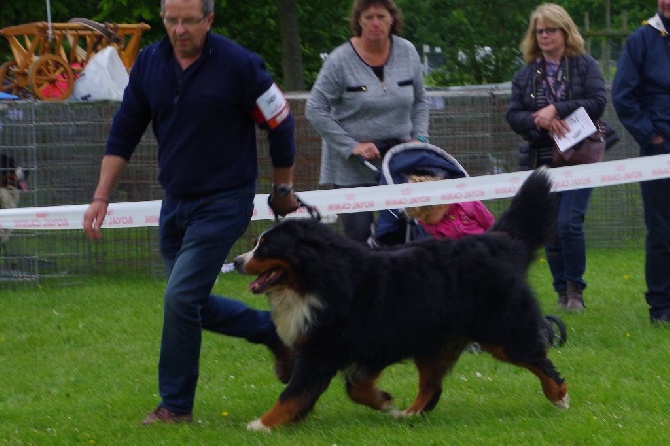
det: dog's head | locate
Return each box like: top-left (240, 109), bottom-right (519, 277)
top-left (233, 219), bottom-right (354, 294)
top-left (1, 154), bottom-right (29, 192)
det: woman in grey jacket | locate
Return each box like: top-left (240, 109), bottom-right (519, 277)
top-left (306, 0), bottom-right (429, 243)
top-left (506, 3), bottom-right (607, 312)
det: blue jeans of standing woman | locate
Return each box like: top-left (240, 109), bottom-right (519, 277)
top-left (545, 187), bottom-right (593, 293)
top-left (157, 184), bottom-right (280, 415)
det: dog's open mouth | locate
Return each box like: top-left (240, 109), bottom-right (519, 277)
top-left (249, 268), bottom-right (287, 293)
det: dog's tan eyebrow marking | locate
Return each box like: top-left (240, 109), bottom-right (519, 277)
top-left (251, 227), bottom-right (274, 253)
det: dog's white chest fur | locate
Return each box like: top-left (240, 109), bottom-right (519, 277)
top-left (267, 290), bottom-right (322, 346)
top-left (0, 188), bottom-right (19, 209)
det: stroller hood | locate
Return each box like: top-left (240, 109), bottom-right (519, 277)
top-left (374, 142), bottom-right (468, 244)
top-left (380, 142), bottom-right (468, 186)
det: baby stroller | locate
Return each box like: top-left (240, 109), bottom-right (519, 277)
top-left (364, 142), bottom-right (567, 348)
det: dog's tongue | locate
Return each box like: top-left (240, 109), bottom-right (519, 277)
top-left (18, 180), bottom-right (29, 191)
top-left (248, 278), bottom-right (264, 293)
top-left (248, 269), bottom-right (283, 294)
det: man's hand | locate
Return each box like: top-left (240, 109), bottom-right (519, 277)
top-left (268, 192), bottom-right (299, 217)
top-left (83, 199), bottom-right (108, 240)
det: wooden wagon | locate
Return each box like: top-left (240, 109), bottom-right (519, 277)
top-left (0, 19), bottom-right (150, 101)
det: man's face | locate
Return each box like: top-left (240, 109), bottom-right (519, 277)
top-left (162, 0), bottom-right (213, 59)
top-left (660, 0), bottom-right (670, 19)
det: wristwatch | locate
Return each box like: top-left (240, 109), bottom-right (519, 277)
top-left (272, 183), bottom-right (293, 197)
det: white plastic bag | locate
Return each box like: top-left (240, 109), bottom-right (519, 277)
top-left (73, 46), bottom-right (129, 101)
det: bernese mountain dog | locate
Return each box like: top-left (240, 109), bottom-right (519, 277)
top-left (234, 168), bottom-right (568, 431)
top-left (1, 154), bottom-right (29, 245)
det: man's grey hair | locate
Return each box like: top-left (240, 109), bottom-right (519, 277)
top-left (160, 0), bottom-right (214, 16)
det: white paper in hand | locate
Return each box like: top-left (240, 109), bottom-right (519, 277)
top-left (553, 106), bottom-right (597, 153)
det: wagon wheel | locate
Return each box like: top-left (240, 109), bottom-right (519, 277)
top-left (0, 60), bottom-right (30, 98)
top-left (28, 54), bottom-right (75, 101)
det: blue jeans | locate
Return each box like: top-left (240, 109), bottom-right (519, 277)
top-left (157, 185), bottom-right (280, 414)
top-left (641, 140), bottom-right (670, 318)
top-left (545, 187), bottom-right (593, 293)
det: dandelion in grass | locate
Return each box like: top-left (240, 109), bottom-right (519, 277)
top-left (221, 411), bottom-right (229, 417)
top-left (623, 274), bottom-right (630, 280)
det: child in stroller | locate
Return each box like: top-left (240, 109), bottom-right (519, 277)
top-left (404, 173), bottom-right (495, 240)
top-left (367, 142), bottom-right (567, 348)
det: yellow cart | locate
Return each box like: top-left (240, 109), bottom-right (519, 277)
top-left (0, 19), bottom-right (150, 101)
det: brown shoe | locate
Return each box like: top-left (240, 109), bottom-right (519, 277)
top-left (566, 296), bottom-right (585, 312)
top-left (141, 406), bottom-right (193, 425)
top-left (556, 291), bottom-right (568, 310)
top-left (268, 341), bottom-right (296, 384)
top-left (566, 282), bottom-right (585, 313)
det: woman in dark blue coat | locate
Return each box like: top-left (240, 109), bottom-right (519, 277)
top-left (506, 3), bottom-right (606, 312)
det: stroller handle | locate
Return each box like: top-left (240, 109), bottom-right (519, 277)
top-left (357, 155), bottom-right (380, 172)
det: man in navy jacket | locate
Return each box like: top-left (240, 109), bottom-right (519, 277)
top-left (84, 0), bottom-right (299, 423)
top-left (612, 0), bottom-right (670, 325)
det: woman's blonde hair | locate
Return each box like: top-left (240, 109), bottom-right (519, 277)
top-left (519, 3), bottom-right (585, 63)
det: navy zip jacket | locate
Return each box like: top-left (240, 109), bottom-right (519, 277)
top-left (105, 32), bottom-right (296, 198)
top-left (507, 53), bottom-right (606, 150)
top-left (612, 14), bottom-right (670, 149)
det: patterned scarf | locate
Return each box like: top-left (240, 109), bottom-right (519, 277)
top-left (542, 59), bottom-right (567, 103)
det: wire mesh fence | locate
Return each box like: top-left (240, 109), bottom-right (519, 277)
top-left (0, 86), bottom-right (644, 287)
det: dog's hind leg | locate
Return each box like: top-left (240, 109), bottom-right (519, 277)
top-left (344, 368), bottom-right (394, 412)
top-left (399, 341), bottom-right (468, 417)
top-left (480, 343), bottom-right (569, 409)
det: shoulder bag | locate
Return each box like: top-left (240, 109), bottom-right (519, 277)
top-left (551, 121), bottom-right (606, 167)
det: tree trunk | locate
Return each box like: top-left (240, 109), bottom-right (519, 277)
top-left (277, 0), bottom-right (305, 91)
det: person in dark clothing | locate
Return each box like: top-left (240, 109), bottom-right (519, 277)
top-left (506, 3), bottom-right (607, 313)
top-left (612, 0), bottom-right (670, 326)
top-left (83, 0), bottom-right (299, 424)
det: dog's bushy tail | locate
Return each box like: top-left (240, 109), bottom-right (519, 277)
top-left (491, 167), bottom-right (556, 253)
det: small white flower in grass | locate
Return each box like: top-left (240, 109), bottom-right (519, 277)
top-left (475, 371), bottom-right (482, 378)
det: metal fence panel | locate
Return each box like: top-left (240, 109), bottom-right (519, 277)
top-left (0, 86), bottom-right (644, 286)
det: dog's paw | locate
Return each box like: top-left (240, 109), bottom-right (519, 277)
top-left (389, 409), bottom-right (420, 418)
top-left (552, 393), bottom-right (570, 409)
top-left (247, 419), bottom-right (271, 432)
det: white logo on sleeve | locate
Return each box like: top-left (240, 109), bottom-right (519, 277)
top-left (255, 83), bottom-right (289, 129)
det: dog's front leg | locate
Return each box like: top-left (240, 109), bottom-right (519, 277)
top-left (248, 358), bottom-right (337, 431)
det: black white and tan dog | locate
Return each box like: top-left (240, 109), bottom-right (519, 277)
top-left (1, 154), bottom-right (29, 244)
top-left (234, 168), bottom-right (567, 431)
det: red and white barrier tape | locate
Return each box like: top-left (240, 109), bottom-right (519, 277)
top-left (2, 154), bottom-right (669, 231)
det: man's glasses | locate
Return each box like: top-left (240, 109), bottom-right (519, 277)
top-left (535, 27), bottom-right (560, 36)
top-left (163, 16), bottom-right (207, 28)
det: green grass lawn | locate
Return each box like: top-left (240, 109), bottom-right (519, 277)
top-left (1, 248), bottom-right (669, 445)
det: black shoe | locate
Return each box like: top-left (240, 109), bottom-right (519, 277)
top-left (650, 314), bottom-right (670, 326)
